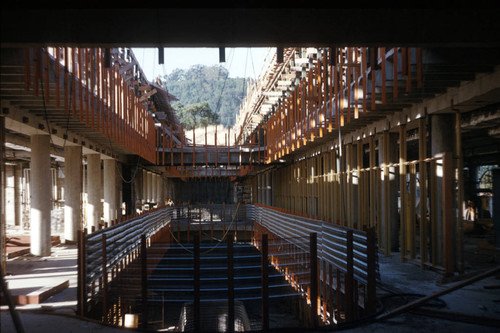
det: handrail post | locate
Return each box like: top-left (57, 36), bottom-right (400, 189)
top-left (366, 227), bottom-right (377, 314)
top-left (77, 229), bottom-right (87, 317)
top-left (193, 234), bottom-right (201, 332)
top-left (261, 233), bottom-right (269, 331)
top-left (102, 234), bottom-right (108, 321)
top-left (141, 234), bottom-right (148, 329)
top-left (227, 233), bottom-right (235, 333)
top-left (345, 230), bottom-right (354, 321)
top-left (310, 232), bottom-right (319, 328)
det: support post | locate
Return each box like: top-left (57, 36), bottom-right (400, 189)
top-left (442, 152), bottom-right (455, 277)
top-left (77, 229), bottom-right (87, 316)
top-left (261, 233), bottom-right (269, 331)
top-left (102, 234), bottom-right (108, 320)
top-left (366, 227), bottom-right (377, 314)
top-left (344, 230), bottom-right (354, 321)
top-left (494, 169), bottom-right (500, 248)
top-left (86, 154), bottom-right (102, 232)
top-left (103, 159), bottom-right (117, 226)
top-left (193, 234), bottom-right (201, 332)
top-left (64, 145), bottom-right (82, 243)
top-left (227, 234), bottom-right (235, 333)
top-left (30, 134), bottom-right (52, 256)
top-left (141, 235), bottom-right (148, 329)
top-left (310, 232), bottom-right (319, 328)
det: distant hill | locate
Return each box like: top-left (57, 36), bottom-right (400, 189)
top-left (162, 65), bottom-right (249, 127)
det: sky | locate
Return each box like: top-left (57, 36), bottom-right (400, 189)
top-left (131, 47), bottom-right (272, 82)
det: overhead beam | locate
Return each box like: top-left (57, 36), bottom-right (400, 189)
top-left (2, 7), bottom-right (499, 47)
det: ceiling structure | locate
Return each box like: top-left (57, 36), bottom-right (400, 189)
top-left (2, 5), bottom-right (500, 48)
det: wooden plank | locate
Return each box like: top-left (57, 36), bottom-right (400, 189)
top-left (347, 48), bottom-right (351, 123)
top-left (399, 125), bottom-right (407, 261)
top-left (381, 47), bottom-right (386, 105)
top-left (419, 118), bottom-right (428, 268)
top-left (409, 163), bottom-right (417, 259)
top-left (455, 109), bottom-right (464, 273)
top-left (44, 49), bottom-right (49, 103)
top-left (417, 48), bottom-right (423, 89)
top-left (139, 88), bottom-right (157, 102)
top-left (357, 141), bottom-right (363, 227)
top-left (442, 152), bottom-right (454, 276)
top-left (370, 48), bottom-right (376, 111)
top-left (393, 47), bottom-right (398, 100)
top-left (14, 280), bottom-right (69, 305)
top-left (354, 48), bottom-right (359, 119)
top-left (24, 48), bottom-right (31, 92)
top-left (430, 159), bottom-right (438, 266)
top-left (383, 131), bottom-right (391, 255)
top-left (406, 47), bottom-right (412, 93)
top-left (55, 48), bottom-right (60, 108)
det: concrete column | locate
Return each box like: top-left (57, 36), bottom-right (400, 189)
top-left (431, 114), bottom-right (455, 265)
top-left (152, 173), bottom-right (157, 203)
top-left (30, 134), bottom-right (52, 256)
top-left (157, 174), bottom-right (163, 204)
top-left (14, 163), bottom-right (23, 227)
top-left (117, 167), bottom-right (122, 220)
top-left (265, 172), bottom-right (271, 206)
top-left (257, 174), bottom-right (262, 204)
top-left (64, 146), bottom-right (82, 243)
top-left (379, 132), bottom-right (399, 252)
top-left (103, 159), bottom-right (117, 225)
top-left (347, 143), bottom-right (359, 226)
top-left (141, 169), bottom-right (147, 204)
top-left (0, 117), bottom-right (5, 272)
top-left (5, 165), bottom-right (15, 227)
top-left (147, 171), bottom-right (153, 203)
top-left (86, 154), bottom-right (102, 231)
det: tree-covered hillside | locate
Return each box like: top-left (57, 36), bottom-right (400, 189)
top-left (162, 65), bottom-right (248, 128)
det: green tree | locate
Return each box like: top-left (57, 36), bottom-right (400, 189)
top-left (175, 102), bottom-right (220, 129)
top-left (163, 64), bottom-right (247, 127)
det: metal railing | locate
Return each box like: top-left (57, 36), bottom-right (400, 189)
top-left (249, 204), bottom-right (379, 324)
top-left (78, 206), bottom-right (173, 318)
top-left (77, 203), bottom-right (379, 330)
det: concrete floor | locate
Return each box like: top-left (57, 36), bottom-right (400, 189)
top-left (1, 233), bottom-right (499, 332)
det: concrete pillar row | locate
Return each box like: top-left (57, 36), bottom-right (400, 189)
top-left (64, 145), bottom-right (82, 243)
top-left (103, 159), bottom-right (117, 225)
top-left (86, 154), bottom-right (102, 231)
top-left (30, 134), bottom-right (52, 256)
